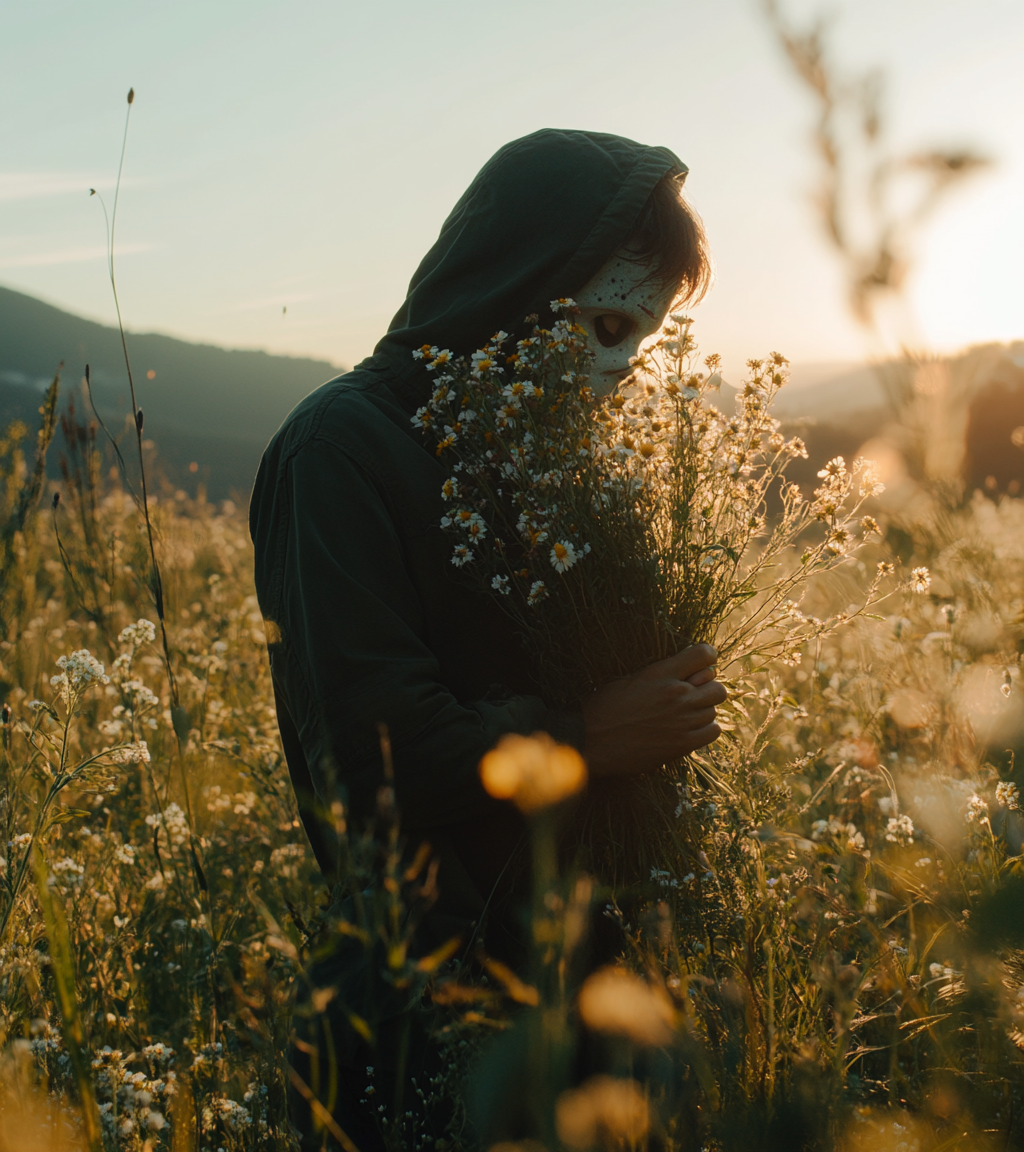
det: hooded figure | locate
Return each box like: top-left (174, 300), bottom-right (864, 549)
top-left (249, 128), bottom-right (719, 1149)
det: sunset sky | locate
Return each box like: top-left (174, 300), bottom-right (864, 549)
top-left (3, 0), bottom-right (1022, 382)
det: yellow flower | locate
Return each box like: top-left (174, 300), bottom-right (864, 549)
top-left (479, 733), bottom-right (586, 813)
top-left (577, 966), bottom-right (676, 1046)
top-left (555, 1076), bottom-right (649, 1151)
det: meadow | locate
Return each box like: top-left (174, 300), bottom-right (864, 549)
top-left (0, 345), bottom-right (1023, 1152)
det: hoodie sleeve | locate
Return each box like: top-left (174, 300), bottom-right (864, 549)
top-left (255, 435), bottom-right (585, 832)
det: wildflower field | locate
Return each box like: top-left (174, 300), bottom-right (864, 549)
top-left (1, 325), bottom-right (1023, 1152)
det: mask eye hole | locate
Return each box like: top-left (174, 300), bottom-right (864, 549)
top-left (593, 313), bottom-right (633, 348)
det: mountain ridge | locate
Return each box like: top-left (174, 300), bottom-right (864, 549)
top-left (0, 284), bottom-right (345, 495)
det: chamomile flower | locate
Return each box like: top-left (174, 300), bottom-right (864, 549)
top-left (550, 541), bottom-right (580, 573)
top-left (502, 381), bottom-right (530, 406)
top-left (996, 781), bottom-right (1020, 810)
top-left (817, 457), bottom-right (847, 481)
top-left (910, 567), bottom-right (931, 594)
top-left (527, 580), bottom-right (548, 605)
top-left (453, 509), bottom-right (487, 540)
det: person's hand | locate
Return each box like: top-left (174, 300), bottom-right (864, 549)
top-left (581, 644), bottom-right (726, 778)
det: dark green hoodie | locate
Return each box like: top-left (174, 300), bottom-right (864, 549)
top-left (249, 129), bottom-right (685, 936)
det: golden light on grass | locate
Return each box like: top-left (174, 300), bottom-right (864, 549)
top-left (555, 1076), bottom-right (650, 1151)
top-left (479, 733), bottom-right (586, 813)
top-left (887, 688), bottom-right (935, 729)
top-left (577, 966), bottom-right (676, 1046)
top-left (837, 1107), bottom-right (933, 1152)
top-left (0, 1051), bottom-right (84, 1151)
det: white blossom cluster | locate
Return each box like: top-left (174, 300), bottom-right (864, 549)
top-left (145, 801), bottom-right (190, 848)
top-left (269, 841), bottom-right (306, 879)
top-left (414, 303), bottom-right (596, 589)
top-left (202, 1094), bottom-right (251, 1132)
top-left (996, 781), bottom-right (1020, 810)
top-left (49, 648), bottom-right (109, 705)
top-left (107, 740), bottom-right (151, 764)
top-left (811, 815), bottom-right (867, 852)
top-left (92, 1045), bottom-right (172, 1138)
top-left (884, 813), bottom-right (915, 845)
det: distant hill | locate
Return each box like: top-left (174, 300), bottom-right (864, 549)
top-left (773, 362), bottom-right (885, 419)
top-left (4, 285), bottom-right (1023, 503)
top-left (774, 344), bottom-right (1024, 496)
top-left (0, 286), bottom-right (344, 497)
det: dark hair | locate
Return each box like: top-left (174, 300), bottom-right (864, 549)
top-left (622, 171), bottom-right (712, 304)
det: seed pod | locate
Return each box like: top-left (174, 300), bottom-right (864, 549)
top-left (127, 88), bottom-right (135, 104)
top-left (52, 491), bottom-right (60, 510)
top-left (136, 409), bottom-right (144, 433)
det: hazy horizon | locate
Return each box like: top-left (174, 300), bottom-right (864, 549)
top-left (3, 0), bottom-right (1022, 384)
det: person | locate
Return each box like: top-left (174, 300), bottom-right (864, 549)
top-left (249, 128), bottom-right (727, 1149)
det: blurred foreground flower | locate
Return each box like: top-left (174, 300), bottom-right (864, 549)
top-left (555, 1075), bottom-right (650, 1150)
top-left (577, 966), bottom-right (675, 1046)
top-left (480, 733), bottom-right (586, 813)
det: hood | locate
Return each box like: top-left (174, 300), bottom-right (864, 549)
top-left (374, 128), bottom-right (686, 366)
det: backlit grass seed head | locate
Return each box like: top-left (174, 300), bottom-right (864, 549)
top-left (578, 966), bottom-right (676, 1046)
top-left (479, 733), bottom-right (586, 813)
top-left (857, 459), bottom-right (885, 497)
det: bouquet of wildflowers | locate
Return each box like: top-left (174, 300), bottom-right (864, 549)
top-left (412, 303), bottom-right (887, 880)
top-left (414, 303), bottom-right (884, 703)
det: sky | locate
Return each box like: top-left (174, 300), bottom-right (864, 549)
top-left (2, 0), bottom-right (1023, 383)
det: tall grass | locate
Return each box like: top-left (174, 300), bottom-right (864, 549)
top-left (0, 354), bottom-right (1022, 1148)
top-left (0, 78), bottom-right (1021, 1152)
